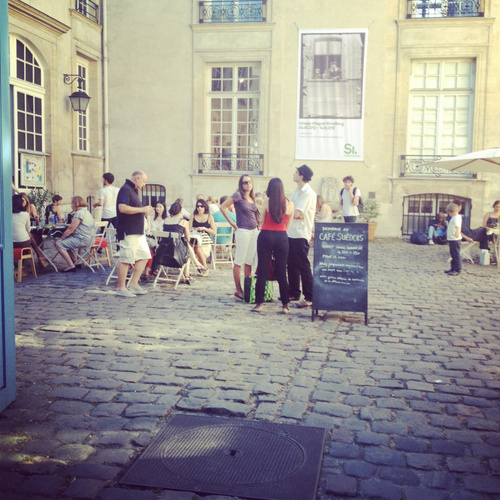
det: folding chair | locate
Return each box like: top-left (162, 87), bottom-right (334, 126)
top-left (90, 221), bottom-right (111, 267)
top-left (447, 240), bottom-right (478, 265)
top-left (73, 223), bottom-right (104, 272)
top-left (105, 228), bottom-right (128, 285)
top-left (151, 230), bottom-right (190, 290)
top-left (211, 222), bottom-right (234, 270)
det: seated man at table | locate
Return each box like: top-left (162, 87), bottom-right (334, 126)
top-left (427, 212), bottom-right (447, 245)
top-left (45, 195), bottom-right (63, 224)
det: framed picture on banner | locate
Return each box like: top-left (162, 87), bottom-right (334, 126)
top-left (20, 152), bottom-right (46, 188)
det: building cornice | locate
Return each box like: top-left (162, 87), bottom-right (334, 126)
top-left (9, 0), bottom-right (71, 36)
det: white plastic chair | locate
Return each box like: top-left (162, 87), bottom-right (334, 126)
top-left (73, 222), bottom-right (107, 272)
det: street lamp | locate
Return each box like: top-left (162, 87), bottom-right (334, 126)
top-left (63, 74), bottom-right (91, 113)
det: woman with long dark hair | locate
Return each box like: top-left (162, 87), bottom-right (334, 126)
top-left (251, 178), bottom-right (294, 314)
top-left (220, 174), bottom-right (259, 300)
top-left (190, 198), bottom-right (216, 275)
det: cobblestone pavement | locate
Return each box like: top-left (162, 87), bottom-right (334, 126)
top-left (1, 239), bottom-right (499, 500)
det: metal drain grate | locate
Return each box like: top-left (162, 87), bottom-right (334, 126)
top-left (120, 414), bottom-right (327, 500)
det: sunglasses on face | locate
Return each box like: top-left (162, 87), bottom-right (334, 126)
top-left (196, 204), bottom-right (204, 208)
top-left (242, 180), bottom-right (252, 185)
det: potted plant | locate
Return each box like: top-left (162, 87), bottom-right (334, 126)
top-left (29, 188), bottom-right (54, 223)
top-left (360, 199), bottom-right (381, 241)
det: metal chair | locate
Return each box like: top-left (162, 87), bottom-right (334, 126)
top-left (90, 221), bottom-right (111, 267)
top-left (151, 230), bottom-right (190, 290)
top-left (73, 223), bottom-right (105, 272)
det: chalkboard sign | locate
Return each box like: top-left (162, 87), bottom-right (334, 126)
top-left (312, 223), bottom-right (368, 324)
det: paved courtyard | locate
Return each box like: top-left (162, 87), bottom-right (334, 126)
top-left (1, 239), bottom-right (499, 500)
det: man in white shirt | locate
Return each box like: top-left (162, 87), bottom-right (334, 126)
top-left (340, 175), bottom-right (361, 222)
top-left (287, 165), bottom-right (317, 308)
top-left (94, 172), bottom-right (120, 228)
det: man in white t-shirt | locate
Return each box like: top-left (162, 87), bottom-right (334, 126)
top-left (340, 175), bottom-right (361, 223)
top-left (287, 164), bottom-right (317, 308)
top-left (94, 172), bottom-right (120, 228)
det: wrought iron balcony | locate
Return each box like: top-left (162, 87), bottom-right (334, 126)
top-left (198, 153), bottom-right (264, 174)
top-left (407, 0), bottom-right (484, 18)
top-left (400, 155), bottom-right (477, 178)
top-left (75, 0), bottom-right (100, 24)
top-left (199, 0), bottom-right (267, 23)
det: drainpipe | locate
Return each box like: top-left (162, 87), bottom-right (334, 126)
top-left (102, 0), bottom-right (109, 172)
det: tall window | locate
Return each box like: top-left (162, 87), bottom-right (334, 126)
top-left (408, 59), bottom-right (475, 156)
top-left (77, 63), bottom-right (88, 152)
top-left (209, 64), bottom-right (260, 168)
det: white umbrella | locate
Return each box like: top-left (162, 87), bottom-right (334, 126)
top-left (428, 147), bottom-right (500, 174)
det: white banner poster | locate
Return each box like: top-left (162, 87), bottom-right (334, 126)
top-left (296, 29), bottom-right (367, 161)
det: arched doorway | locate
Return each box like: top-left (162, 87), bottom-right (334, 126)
top-left (402, 193), bottom-right (471, 235)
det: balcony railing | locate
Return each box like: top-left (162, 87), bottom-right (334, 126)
top-left (198, 153), bottom-right (264, 174)
top-left (199, 0), bottom-right (267, 23)
top-left (400, 155), bottom-right (477, 178)
top-left (407, 0), bottom-right (484, 18)
top-left (75, 0), bottom-right (100, 24)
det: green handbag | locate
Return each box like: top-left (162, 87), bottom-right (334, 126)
top-left (244, 276), bottom-right (273, 304)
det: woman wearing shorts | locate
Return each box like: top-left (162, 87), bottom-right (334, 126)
top-left (221, 174), bottom-right (259, 300)
top-left (55, 196), bottom-right (95, 272)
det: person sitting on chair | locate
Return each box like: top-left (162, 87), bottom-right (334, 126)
top-left (427, 212), bottom-right (447, 245)
top-left (12, 195), bottom-right (49, 268)
top-left (55, 196), bottom-right (95, 272)
top-left (45, 195), bottom-right (63, 224)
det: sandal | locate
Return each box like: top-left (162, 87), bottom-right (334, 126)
top-left (282, 306), bottom-right (290, 314)
top-left (251, 305), bottom-right (262, 313)
top-left (234, 292), bottom-right (244, 301)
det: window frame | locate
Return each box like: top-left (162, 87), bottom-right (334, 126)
top-left (407, 58), bottom-right (475, 157)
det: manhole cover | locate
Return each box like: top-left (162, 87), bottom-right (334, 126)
top-left (121, 414), bottom-right (327, 500)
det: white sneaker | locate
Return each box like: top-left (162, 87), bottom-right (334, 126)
top-left (117, 289), bottom-right (136, 298)
top-left (128, 285), bottom-right (148, 295)
top-left (428, 240), bottom-right (434, 245)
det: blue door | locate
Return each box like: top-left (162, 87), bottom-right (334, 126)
top-left (0, 0), bottom-right (17, 413)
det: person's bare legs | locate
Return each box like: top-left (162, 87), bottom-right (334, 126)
top-left (128, 258), bottom-right (148, 287)
top-left (244, 263), bottom-right (252, 277)
top-left (233, 264), bottom-right (243, 296)
top-left (117, 262), bottom-right (131, 291)
top-left (55, 242), bottom-right (75, 270)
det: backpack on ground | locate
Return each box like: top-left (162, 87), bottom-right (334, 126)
top-left (410, 232), bottom-right (429, 245)
top-left (341, 187), bottom-right (363, 213)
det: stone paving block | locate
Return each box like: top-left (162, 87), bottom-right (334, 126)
top-left (360, 407), bottom-right (391, 421)
top-left (313, 401), bottom-right (352, 418)
top-left (428, 414), bottom-right (462, 429)
top-left (303, 413), bottom-right (341, 429)
top-left (467, 416), bottom-right (499, 431)
top-left (470, 443), bottom-right (500, 458)
top-left (203, 401), bottom-right (253, 417)
top-left (63, 478), bottom-right (108, 499)
top-left (359, 478), bottom-right (403, 500)
top-left (329, 442), bottom-right (361, 459)
top-left (99, 487), bottom-right (156, 500)
top-left (89, 417), bottom-right (129, 431)
top-left (379, 466), bottom-right (420, 486)
top-left (405, 453), bottom-right (443, 471)
top-left (91, 403), bottom-right (127, 418)
top-left (84, 390), bottom-right (118, 403)
top-left (17, 475), bottom-right (67, 498)
top-left (53, 443), bottom-right (95, 461)
top-left (123, 417), bottom-right (159, 432)
top-left (92, 448), bottom-right (136, 465)
top-left (123, 404), bottom-right (170, 417)
top-left (431, 440), bottom-right (466, 456)
top-left (364, 448), bottom-right (406, 467)
top-left (158, 490), bottom-right (199, 500)
top-left (343, 459), bottom-right (377, 478)
top-left (65, 462), bottom-right (121, 480)
top-left (371, 421), bottom-right (409, 436)
top-left (357, 431), bottom-right (390, 446)
top-left (324, 474), bottom-right (358, 496)
top-left (405, 487), bottom-right (448, 500)
top-left (48, 400), bottom-right (93, 415)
